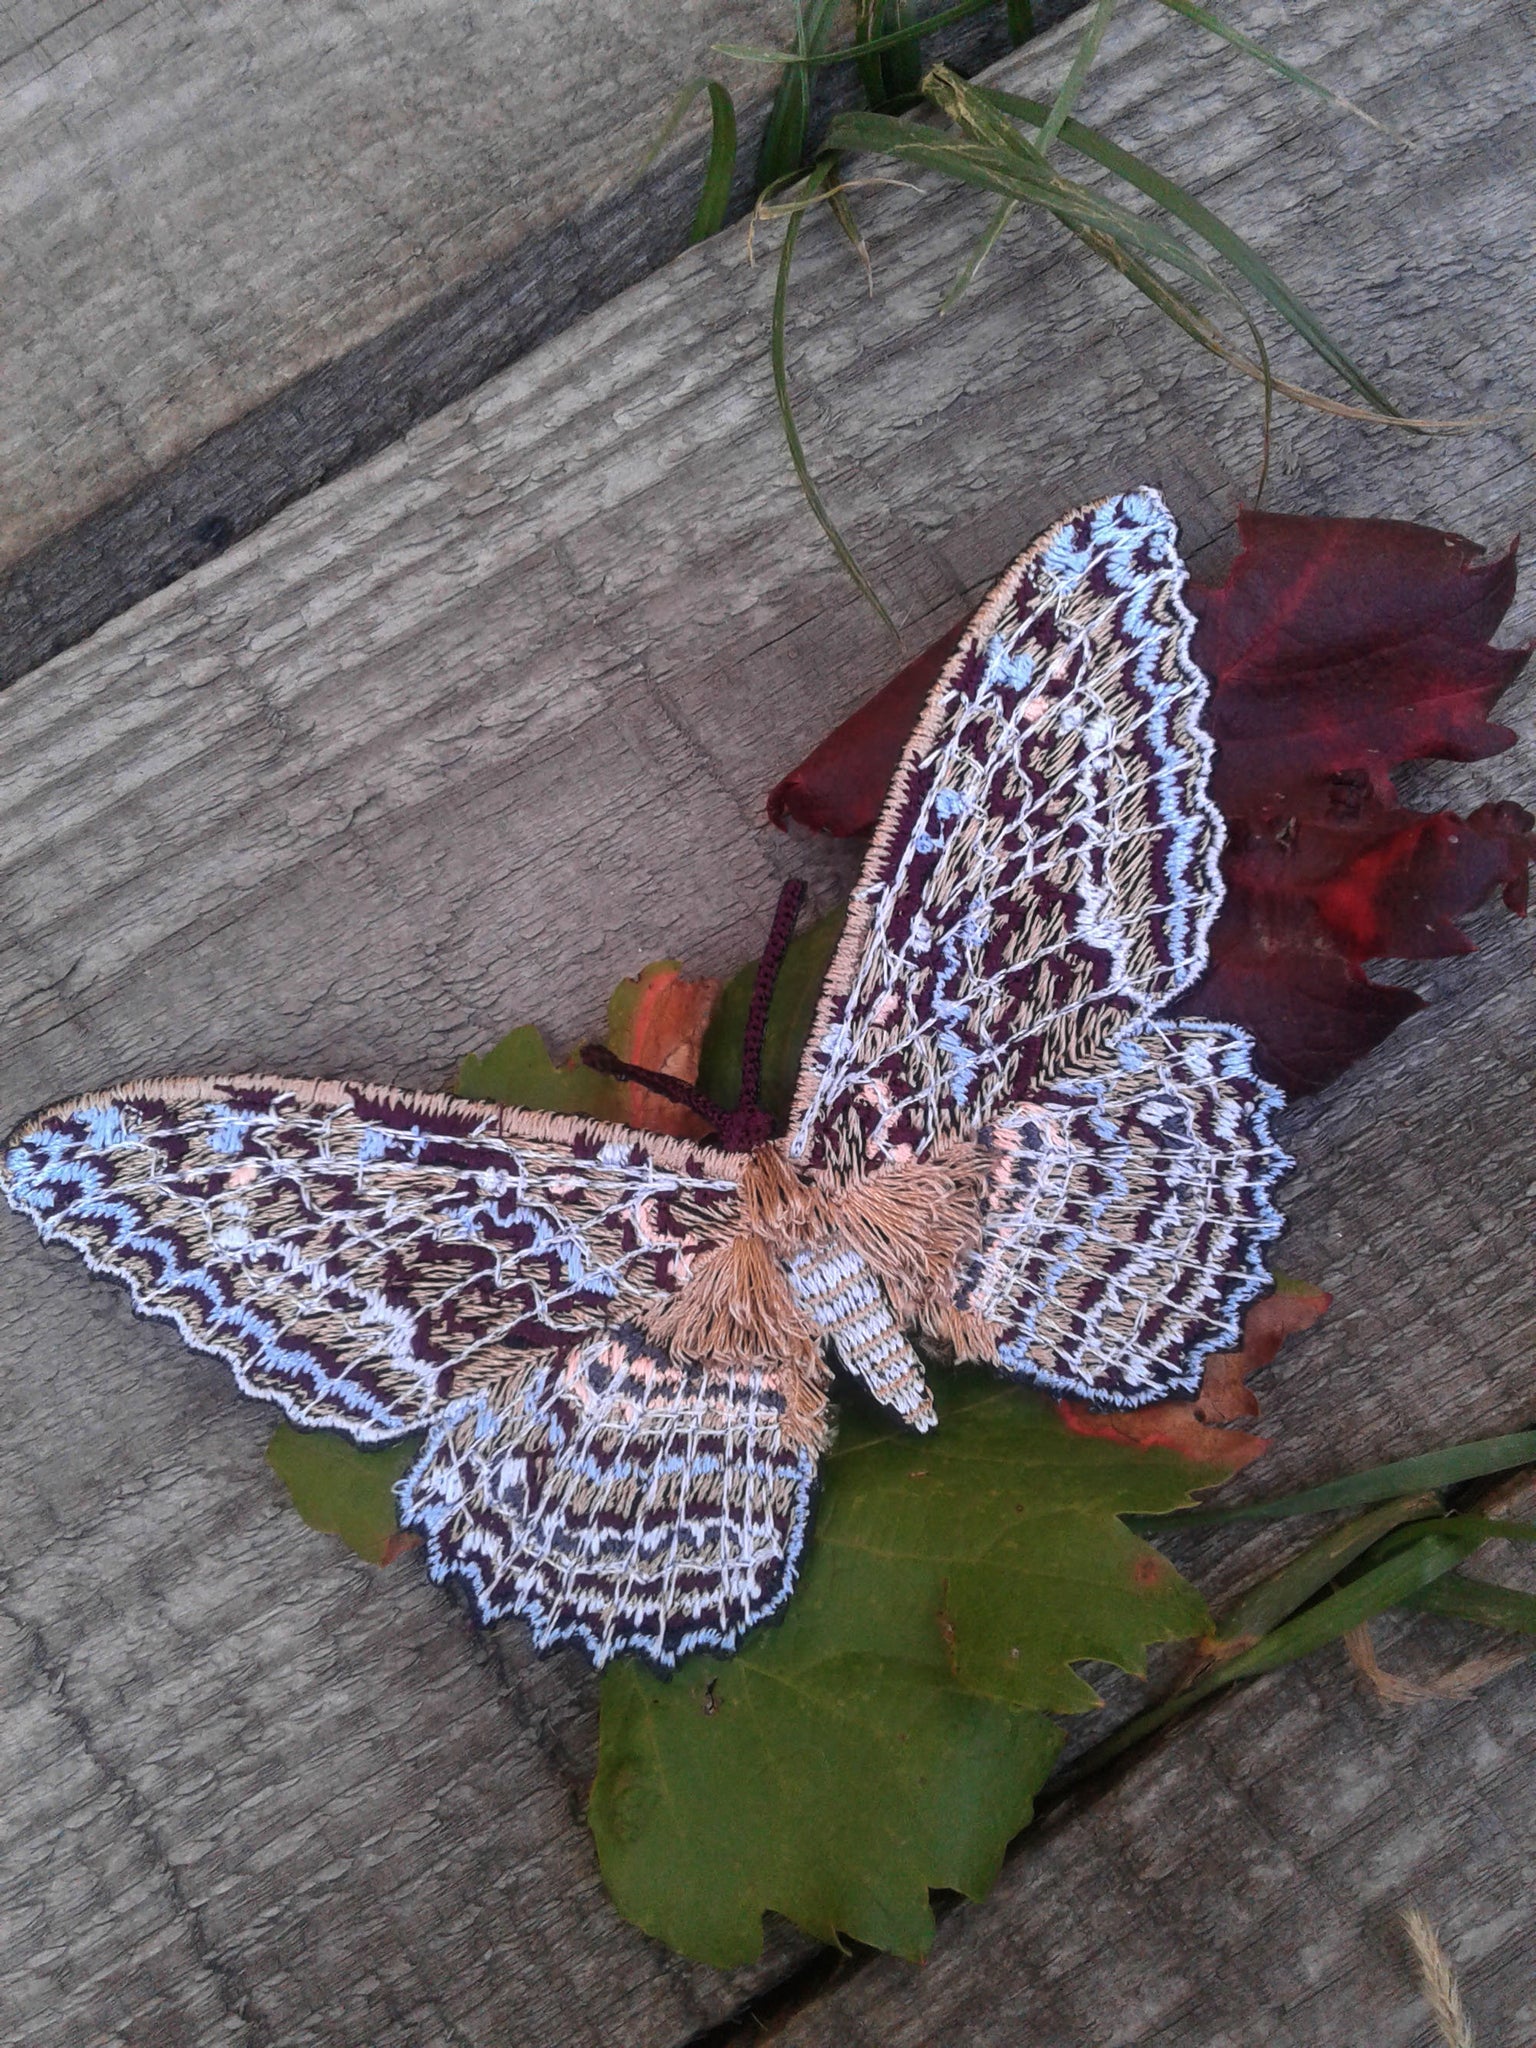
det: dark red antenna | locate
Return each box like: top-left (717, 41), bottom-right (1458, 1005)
top-left (580, 878), bottom-right (807, 1153)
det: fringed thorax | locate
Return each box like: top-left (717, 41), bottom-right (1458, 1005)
top-left (584, 877), bottom-right (1003, 1440)
top-left (637, 1139), bottom-right (997, 1442)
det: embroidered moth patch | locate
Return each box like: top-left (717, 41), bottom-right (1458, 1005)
top-left (2, 489), bottom-right (1288, 1670)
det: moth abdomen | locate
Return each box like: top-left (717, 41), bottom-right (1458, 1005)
top-left (784, 1235), bottom-right (936, 1433)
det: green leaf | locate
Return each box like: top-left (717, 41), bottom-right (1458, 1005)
top-left (590, 1377), bottom-right (1218, 1964)
top-left (454, 1021), bottom-right (622, 1118)
top-left (695, 903), bottom-right (845, 1123)
top-left (1405, 1574), bottom-right (1536, 1637)
top-left (688, 82), bottom-right (738, 244)
top-left (596, 1655), bottom-right (1057, 1966)
top-left (266, 1424), bottom-right (421, 1565)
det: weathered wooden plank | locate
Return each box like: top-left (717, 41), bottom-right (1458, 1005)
top-left (0, 0), bottom-right (773, 571)
top-left (0, 0), bottom-right (1077, 688)
top-left (0, 0), bottom-right (1532, 2043)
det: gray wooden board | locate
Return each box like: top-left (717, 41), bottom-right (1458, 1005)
top-left (0, 0), bottom-right (1533, 2043)
top-left (0, 0), bottom-right (779, 571)
top-left (0, 0), bottom-right (1078, 688)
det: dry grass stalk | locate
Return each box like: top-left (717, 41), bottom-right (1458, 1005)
top-left (1345, 1622), bottom-right (1529, 1706)
top-left (1402, 1907), bottom-right (1475, 2048)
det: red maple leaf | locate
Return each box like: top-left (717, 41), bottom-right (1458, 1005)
top-left (766, 621), bottom-right (967, 834)
top-left (767, 508), bottom-right (1532, 1095)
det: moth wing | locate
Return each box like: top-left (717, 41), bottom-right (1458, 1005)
top-left (1, 1075), bottom-right (742, 1441)
top-left (400, 1329), bottom-right (823, 1667)
top-left (786, 489), bottom-right (1227, 1175)
top-left (960, 1021), bottom-right (1288, 1406)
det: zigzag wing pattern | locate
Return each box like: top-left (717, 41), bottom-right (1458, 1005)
top-left (402, 1332), bottom-right (820, 1665)
top-left (2, 1076), bottom-right (824, 1662)
top-left (0, 1076), bottom-right (740, 1437)
top-left (962, 1021), bottom-right (1288, 1406)
top-left (787, 490), bottom-right (1227, 1177)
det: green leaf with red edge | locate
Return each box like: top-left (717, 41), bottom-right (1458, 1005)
top-left (590, 1376), bottom-right (1220, 1966)
top-left (266, 1425), bottom-right (421, 1566)
top-left (766, 509), bottom-right (1533, 1095)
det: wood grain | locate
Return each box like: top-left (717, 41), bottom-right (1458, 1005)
top-left (0, 0), bottom-right (775, 570)
top-left (0, 0), bottom-right (1532, 2042)
top-left (0, 1), bottom-right (1076, 687)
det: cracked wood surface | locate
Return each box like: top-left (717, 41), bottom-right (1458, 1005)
top-left (0, 0), bottom-right (1533, 2043)
top-left (0, 0), bottom-right (776, 572)
top-left (0, 0), bottom-right (1077, 687)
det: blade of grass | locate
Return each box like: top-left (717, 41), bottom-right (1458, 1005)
top-left (757, 0), bottom-right (843, 189)
top-left (757, 59), bottom-right (809, 188)
top-left (830, 104), bottom-right (1491, 427)
top-left (963, 79), bottom-right (1399, 412)
top-left (1380, 1516), bottom-right (1536, 1548)
top-left (1037, 0), bottom-right (1119, 153)
top-left (825, 114), bottom-right (1242, 275)
top-left (1152, 0), bottom-right (1394, 136)
top-left (880, 0), bottom-right (924, 104)
top-left (632, 77), bottom-right (711, 180)
top-left (770, 159), bottom-right (897, 632)
top-left (828, 101), bottom-right (1285, 470)
top-left (718, 0), bottom-right (998, 68)
top-left (1006, 0), bottom-right (1035, 45)
top-left (1204, 1531), bottom-right (1483, 1685)
top-left (1066, 208), bottom-right (1279, 488)
top-left (827, 177), bottom-right (873, 284)
top-left (1057, 1529), bottom-right (1479, 1785)
top-left (688, 83), bottom-right (739, 243)
top-left (852, 0), bottom-right (888, 108)
top-left (1405, 1575), bottom-right (1536, 1636)
top-left (940, 194), bottom-right (1017, 311)
top-left (1130, 1429), bottom-right (1536, 1529)
top-left (1205, 1493), bottom-right (1442, 1653)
